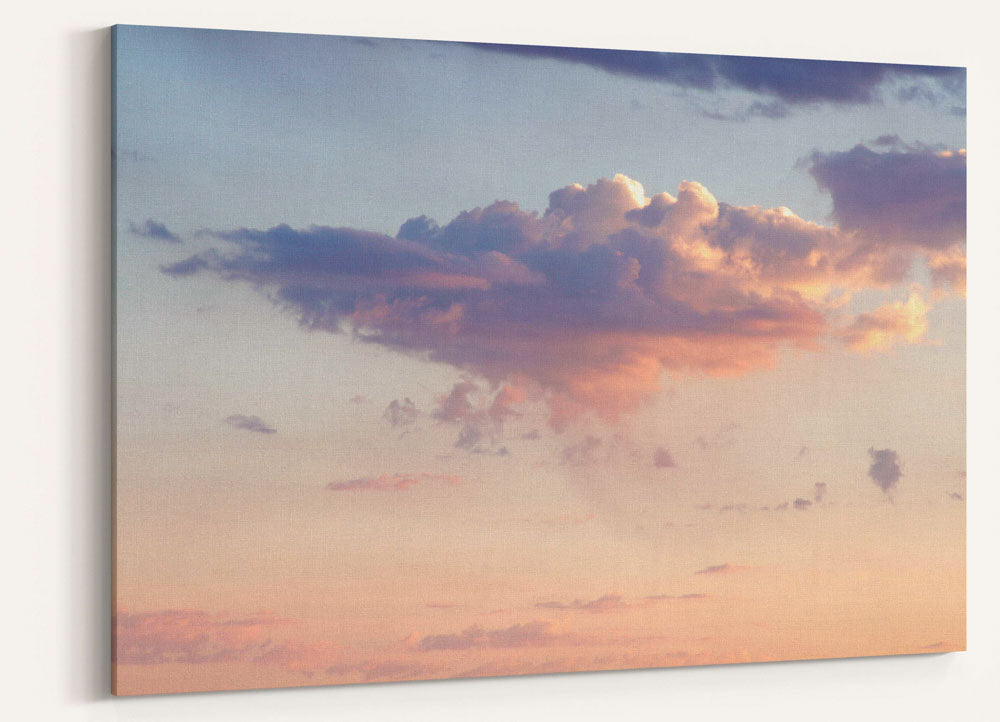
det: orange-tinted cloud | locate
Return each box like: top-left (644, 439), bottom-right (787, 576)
top-left (164, 159), bottom-right (963, 426)
top-left (115, 610), bottom-right (288, 665)
top-left (840, 291), bottom-right (930, 352)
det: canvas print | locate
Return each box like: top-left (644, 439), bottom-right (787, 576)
top-left (112, 24), bottom-right (966, 695)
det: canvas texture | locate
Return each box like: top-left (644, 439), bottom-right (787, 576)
top-left (112, 25), bottom-right (967, 696)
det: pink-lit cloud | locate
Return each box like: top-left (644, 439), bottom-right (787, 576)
top-left (416, 621), bottom-right (560, 651)
top-left (115, 609), bottom-right (289, 665)
top-left (164, 158), bottom-right (964, 427)
top-left (431, 380), bottom-right (525, 450)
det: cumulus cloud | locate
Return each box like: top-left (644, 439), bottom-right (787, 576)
top-left (653, 446), bottom-right (677, 468)
top-left (129, 219), bottom-right (181, 243)
top-left (467, 43), bottom-right (964, 106)
top-left (793, 497), bottom-right (813, 510)
top-left (868, 447), bottom-right (903, 492)
top-left (841, 291), bottom-right (931, 352)
top-left (327, 472), bottom-right (461, 492)
top-left (224, 414), bottom-right (276, 434)
top-left (164, 166), bottom-right (961, 427)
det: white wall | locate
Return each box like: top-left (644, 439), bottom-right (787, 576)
top-left (2, 1), bottom-right (997, 719)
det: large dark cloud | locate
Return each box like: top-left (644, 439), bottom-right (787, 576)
top-left (868, 447), bottom-right (903, 492)
top-left (808, 143), bottom-right (966, 253)
top-left (163, 166), bottom-right (962, 427)
top-left (467, 43), bottom-right (964, 106)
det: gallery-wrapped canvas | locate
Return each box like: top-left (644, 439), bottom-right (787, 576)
top-left (112, 24), bottom-right (966, 695)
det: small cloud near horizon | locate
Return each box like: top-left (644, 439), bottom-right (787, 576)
top-left (695, 563), bottom-right (750, 575)
top-left (224, 414), bottom-right (276, 434)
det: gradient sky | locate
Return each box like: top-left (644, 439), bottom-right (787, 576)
top-left (113, 25), bottom-right (966, 695)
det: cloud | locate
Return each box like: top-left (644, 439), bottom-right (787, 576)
top-left (808, 144), bottom-right (966, 290)
top-left (383, 398), bottom-right (419, 427)
top-left (537, 592), bottom-right (708, 613)
top-left (432, 380), bottom-right (524, 450)
top-left (793, 497), bottom-right (813, 510)
top-left (947, 491), bottom-right (964, 501)
top-left (840, 292), bottom-right (931, 352)
top-left (129, 219), bottom-right (181, 243)
top-left (327, 472), bottom-right (461, 492)
top-left (814, 482), bottom-right (828, 502)
top-left (653, 446), bottom-right (676, 468)
top-left (694, 563), bottom-right (750, 575)
top-left (645, 593), bottom-right (709, 601)
top-left (466, 44), bottom-right (964, 106)
top-left (416, 621), bottom-right (559, 651)
top-left (536, 594), bottom-right (629, 614)
top-left (164, 167), bottom-right (961, 427)
top-left (868, 447), bottom-right (903, 492)
top-left (224, 414), bottom-right (276, 434)
top-left (115, 610), bottom-right (286, 665)
top-left (700, 100), bottom-right (790, 122)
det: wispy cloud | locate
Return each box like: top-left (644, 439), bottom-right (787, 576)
top-left (115, 609), bottom-right (288, 665)
top-left (129, 219), bottom-right (181, 243)
top-left (383, 398), bottom-right (420, 427)
top-left (537, 592), bottom-right (709, 613)
top-left (695, 563), bottom-right (751, 575)
top-left (327, 472), bottom-right (461, 492)
top-left (224, 414), bottom-right (276, 434)
top-left (416, 621), bottom-right (559, 651)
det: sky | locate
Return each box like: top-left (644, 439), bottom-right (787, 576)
top-left (113, 25), bottom-right (966, 695)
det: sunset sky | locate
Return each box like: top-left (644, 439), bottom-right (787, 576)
top-left (113, 25), bottom-right (966, 695)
